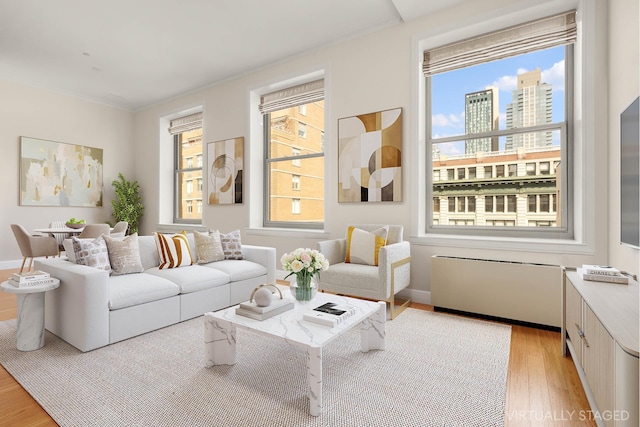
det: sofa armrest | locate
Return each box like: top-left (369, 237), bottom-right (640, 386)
top-left (378, 241), bottom-right (411, 295)
top-left (241, 245), bottom-right (276, 285)
top-left (317, 238), bottom-right (347, 266)
top-left (35, 258), bottom-right (110, 352)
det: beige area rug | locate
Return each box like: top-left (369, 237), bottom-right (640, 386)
top-left (0, 308), bottom-right (511, 427)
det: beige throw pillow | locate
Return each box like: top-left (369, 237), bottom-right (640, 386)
top-left (103, 233), bottom-right (144, 275)
top-left (194, 230), bottom-right (225, 264)
top-left (345, 226), bottom-right (388, 266)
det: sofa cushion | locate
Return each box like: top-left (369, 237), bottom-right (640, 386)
top-left (108, 273), bottom-right (180, 310)
top-left (220, 230), bottom-right (244, 260)
top-left (71, 236), bottom-right (111, 272)
top-left (104, 233), bottom-right (144, 275)
top-left (145, 264), bottom-right (230, 294)
top-left (154, 231), bottom-right (194, 269)
top-left (194, 230), bottom-right (225, 264)
top-left (205, 259), bottom-right (268, 282)
top-left (346, 225), bottom-right (388, 266)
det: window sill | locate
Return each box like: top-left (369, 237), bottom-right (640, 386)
top-left (410, 232), bottom-right (593, 255)
top-left (246, 227), bottom-right (330, 239)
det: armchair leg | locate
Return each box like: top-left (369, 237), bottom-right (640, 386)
top-left (388, 257), bottom-right (412, 320)
top-left (19, 257), bottom-right (27, 273)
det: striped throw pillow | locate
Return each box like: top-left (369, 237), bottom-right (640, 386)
top-left (154, 231), bottom-right (194, 269)
top-left (345, 226), bottom-right (388, 266)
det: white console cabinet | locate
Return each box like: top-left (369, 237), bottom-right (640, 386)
top-left (563, 270), bottom-right (638, 427)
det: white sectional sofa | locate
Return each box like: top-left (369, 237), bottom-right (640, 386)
top-left (35, 234), bottom-right (276, 352)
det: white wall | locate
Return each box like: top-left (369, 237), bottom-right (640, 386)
top-left (608, 0), bottom-right (640, 275)
top-left (0, 80), bottom-right (134, 267)
top-left (132, 0), bottom-right (627, 301)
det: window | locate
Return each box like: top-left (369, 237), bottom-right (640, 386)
top-left (433, 170), bottom-right (440, 182)
top-left (448, 197), bottom-right (455, 212)
top-left (292, 147), bottom-right (301, 167)
top-left (467, 196), bottom-right (476, 212)
top-left (447, 168), bottom-right (454, 180)
top-left (425, 11), bottom-right (575, 238)
top-left (468, 167), bottom-right (476, 179)
top-left (170, 112), bottom-right (203, 223)
top-left (298, 122), bottom-right (307, 138)
top-left (457, 168), bottom-right (465, 179)
top-left (261, 79), bottom-right (324, 228)
top-left (433, 197), bottom-right (440, 213)
top-left (292, 198), bottom-right (301, 214)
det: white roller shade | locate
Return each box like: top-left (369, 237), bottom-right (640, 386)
top-left (168, 112), bottom-right (202, 135)
top-left (259, 79), bottom-right (324, 114)
top-left (423, 10), bottom-right (576, 77)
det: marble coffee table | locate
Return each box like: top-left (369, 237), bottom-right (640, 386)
top-left (1, 278), bottom-right (60, 351)
top-left (204, 289), bottom-right (386, 416)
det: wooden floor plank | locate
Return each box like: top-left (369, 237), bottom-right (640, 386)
top-left (0, 269), bottom-right (593, 426)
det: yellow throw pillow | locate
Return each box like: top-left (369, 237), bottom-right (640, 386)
top-left (154, 231), bottom-right (194, 269)
top-left (345, 226), bottom-right (388, 266)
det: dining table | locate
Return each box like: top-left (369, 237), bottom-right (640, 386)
top-left (33, 227), bottom-right (85, 235)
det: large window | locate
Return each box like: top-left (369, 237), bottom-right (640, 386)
top-left (261, 80), bottom-right (324, 228)
top-left (426, 11), bottom-right (574, 238)
top-left (170, 113), bottom-right (203, 223)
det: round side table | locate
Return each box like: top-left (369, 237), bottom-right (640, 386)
top-left (1, 279), bottom-right (60, 351)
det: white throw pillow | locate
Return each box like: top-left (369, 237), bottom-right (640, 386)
top-left (345, 226), bottom-right (388, 266)
top-left (194, 229), bottom-right (225, 264)
top-left (103, 233), bottom-right (144, 275)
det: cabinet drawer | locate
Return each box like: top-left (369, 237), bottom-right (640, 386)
top-left (565, 280), bottom-right (583, 365)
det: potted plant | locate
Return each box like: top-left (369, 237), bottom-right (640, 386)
top-left (111, 173), bottom-right (144, 234)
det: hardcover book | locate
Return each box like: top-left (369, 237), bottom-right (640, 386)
top-left (581, 265), bottom-right (621, 276)
top-left (235, 301), bottom-right (294, 320)
top-left (578, 268), bottom-right (628, 285)
top-left (10, 270), bottom-right (51, 283)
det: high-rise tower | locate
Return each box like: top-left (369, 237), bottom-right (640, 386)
top-left (464, 87), bottom-right (499, 154)
top-left (505, 68), bottom-right (553, 150)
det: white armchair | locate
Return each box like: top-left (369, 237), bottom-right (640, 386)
top-left (316, 224), bottom-right (411, 319)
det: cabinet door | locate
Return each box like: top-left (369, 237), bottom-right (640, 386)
top-left (584, 305), bottom-right (614, 426)
top-left (565, 279), bottom-right (584, 365)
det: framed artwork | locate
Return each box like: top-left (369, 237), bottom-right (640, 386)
top-left (208, 137), bottom-right (244, 205)
top-left (338, 107), bottom-right (402, 202)
top-left (20, 136), bottom-right (103, 207)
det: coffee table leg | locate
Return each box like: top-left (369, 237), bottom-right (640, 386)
top-left (307, 345), bottom-right (322, 416)
top-left (360, 301), bottom-right (386, 352)
top-left (204, 314), bottom-right (236, 367)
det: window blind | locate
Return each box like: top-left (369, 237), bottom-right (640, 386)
top-left (259, 79), bottom-right (324, 114)
top-left (168, 112), bottom-right (202, 135)
top-left (423, 10), bottom-right (576, 77)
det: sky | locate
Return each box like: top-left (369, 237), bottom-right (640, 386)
top-left (431, 46), bottom-right (565, 155)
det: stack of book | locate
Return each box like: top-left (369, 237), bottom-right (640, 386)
top-left (577, 265), bottom-right (629, 285)
top-left (235, 298), bottom-right (294, 320)
top-left (7, 270), bottom-right (56, 288)
top-left (303, 302), bottom-right (357, 327)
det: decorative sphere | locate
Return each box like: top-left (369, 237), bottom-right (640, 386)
top-left (254, 287), bottom-right (273, 307)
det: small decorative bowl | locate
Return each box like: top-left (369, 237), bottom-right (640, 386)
top-left (65, 222), bottom-right (85, 229)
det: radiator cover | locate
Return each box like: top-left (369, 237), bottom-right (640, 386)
top-left (431, 255), bottom-right (562, 327)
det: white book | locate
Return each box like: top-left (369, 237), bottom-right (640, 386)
top-left (235, 301), bottom-right (294, 320)
top-left (582, 264), bottom-right (621, 276)
top-left (303, 303), bottom-right (357, 327)
top-left (238, 297), bottom-right (293, 314)
top-left (11, 270), bottom-right (50, 283)
top-left (578, 268), bottom-right (628, 285)
top-left (7, 277), bottom-right (56, 288)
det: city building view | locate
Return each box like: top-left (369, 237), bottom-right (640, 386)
top-left (433, 68), bottom-right (561, 227)
top-left (176, 127), bottom-right (203, 221)
top-left (267, 100), bottom-right (325, 224)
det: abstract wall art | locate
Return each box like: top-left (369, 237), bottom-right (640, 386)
top-left (20, 136), bottom-right (103, 207)
top-left (208, 137), bottom-right (244, 205)
top-left (338, 107), bottom-right (403, 202)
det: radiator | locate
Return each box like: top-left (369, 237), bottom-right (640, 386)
top-left (431, 255), bottom-right (562, 327)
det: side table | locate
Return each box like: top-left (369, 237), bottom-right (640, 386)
top-left (1, 278), bottom-right (60, 351)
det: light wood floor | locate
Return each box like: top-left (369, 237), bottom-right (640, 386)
top-left (0, 268), bottom-right (594, 427)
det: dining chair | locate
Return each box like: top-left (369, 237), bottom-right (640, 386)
top-left (110, 221), bottom-right (128, 238)
top-left (49, 220), bottom-right (70, 255)
top-left (77, 224), bottom-right (111, 238)
top-left (11, 224), bottom-right (59, 273)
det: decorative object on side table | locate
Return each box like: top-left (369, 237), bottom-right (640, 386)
top-left (281, 248), bottom-right (329, 303)
top-left (235, 284), bottom-right (294, 320)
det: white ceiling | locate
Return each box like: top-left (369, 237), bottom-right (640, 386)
top-left (0, 0), bottom-right (465, 110)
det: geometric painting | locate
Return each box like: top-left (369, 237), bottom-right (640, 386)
top-left (208, 137), bottom-right (243, 205)
top-left (338, 107), bottom-right (402, 202)
top-left (20, 136), bottom-right (103, 207)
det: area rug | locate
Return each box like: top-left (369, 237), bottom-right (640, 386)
top-left (0, 308), bottom-right (511, 427)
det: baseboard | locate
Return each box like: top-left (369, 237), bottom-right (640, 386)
top-left (434, 306), bottom-right (561, 332)
top-left (0, 259), bottom-right (22, 270)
